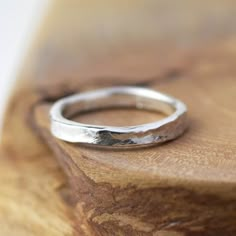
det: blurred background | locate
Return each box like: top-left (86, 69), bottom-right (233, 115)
top-left (0, 0), bottom-right (49, 132)
top-left (1, 0), bottom-right (236, 133)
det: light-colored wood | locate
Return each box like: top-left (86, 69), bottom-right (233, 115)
top-left (1, 1), bottom-right (236, 235)
top-left (0, 79), bottom-right (74, 236)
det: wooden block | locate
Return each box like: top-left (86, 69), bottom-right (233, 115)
top-left (1, 1), bottom-right (236, 235)
top-left (31, 41), bottom-right (236, 235)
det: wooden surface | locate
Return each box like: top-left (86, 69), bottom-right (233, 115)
top-left (0, 79), bottom-right (74, 236)
top-left (1, 1), bottom-right (236, 235)
top-left (33, 41), bottom-right (236, 236)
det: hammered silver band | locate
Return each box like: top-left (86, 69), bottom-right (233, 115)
top-left (50, 86), bottom-right (188, 147)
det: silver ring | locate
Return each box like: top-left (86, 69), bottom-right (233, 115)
top-left (50, 86), bottom-right (188, 147)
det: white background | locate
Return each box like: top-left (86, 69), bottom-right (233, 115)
top-left (0, 0), bottom-right (49, 133)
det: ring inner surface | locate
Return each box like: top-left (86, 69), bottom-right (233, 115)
top-left (63, 93), bottom-right (175, 122)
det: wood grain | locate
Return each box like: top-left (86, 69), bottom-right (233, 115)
top-left (0, 79), bottom-right (74, 236)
